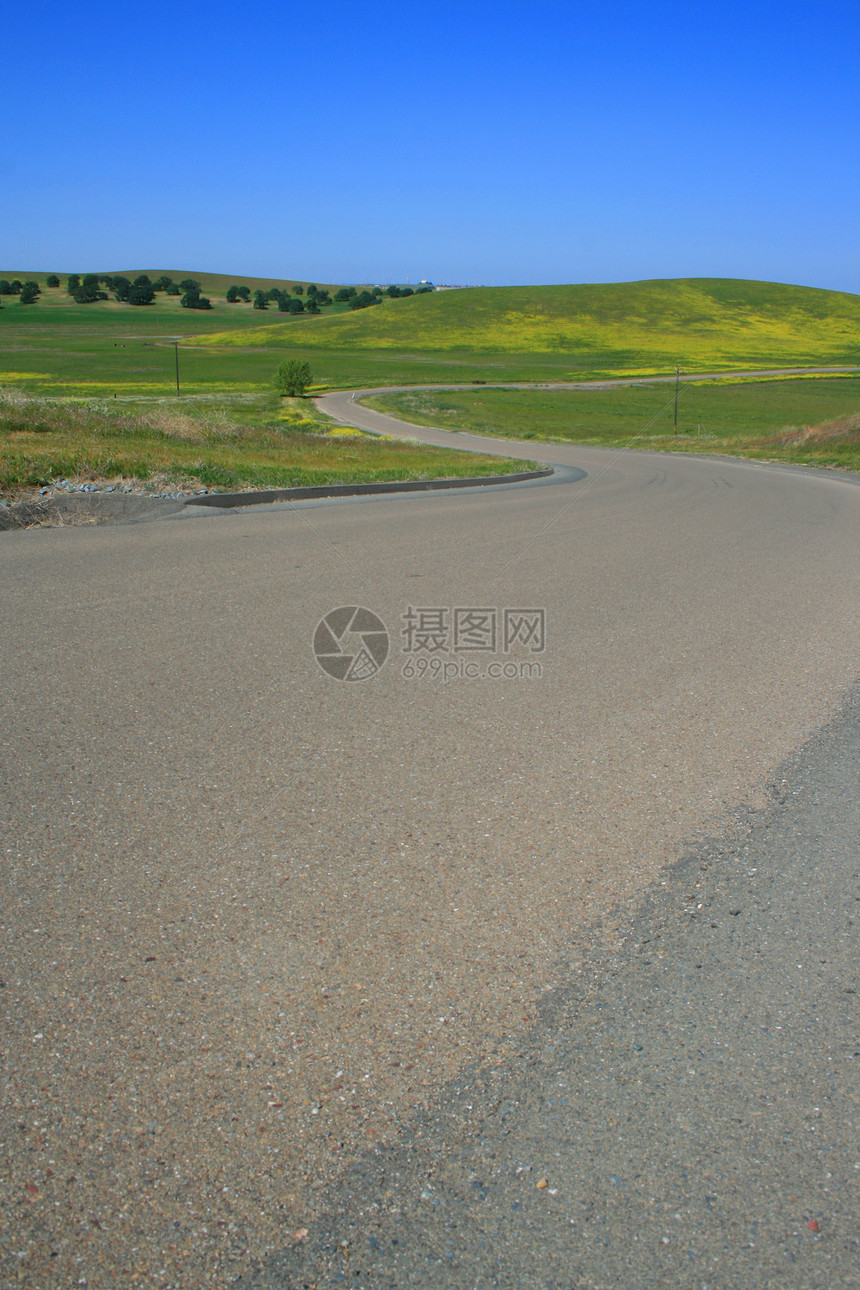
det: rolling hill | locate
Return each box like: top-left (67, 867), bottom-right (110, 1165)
top-left (198, 278), bottom-right (860, 373)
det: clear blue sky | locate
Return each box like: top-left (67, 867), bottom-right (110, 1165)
top-left (4, 0), bottom-right (859, 291)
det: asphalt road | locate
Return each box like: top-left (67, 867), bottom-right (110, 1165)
top-left (2, 404), bottom-right (859, 1288)
top-left (241, 681), bottom-right (860, 1290)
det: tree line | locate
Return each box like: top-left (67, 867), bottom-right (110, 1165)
top-left (0, 279), bottom-right (43, 305)
top-left (0, 274), bottom-right (434, 311)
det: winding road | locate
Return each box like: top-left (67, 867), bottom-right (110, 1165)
top-left (2, 383), bottom-right (859, 1288)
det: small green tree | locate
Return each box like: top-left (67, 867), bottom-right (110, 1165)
top-left (237, 285), bottom-right (251, 301)
top-left (288, 296), bottom-right (304, 314)
top-left (275, 359), bottom-right (312, 396)
top-left (153, 275), bottom-right (173, 292)
top-left (225, 285), bottom-right (240, 302)
top-left (9, 280), bottom-right (22, 293)
top-left (334, 286), bottom-right (356, 302)
top-left (20, 282), bottom-right (40, 304)
top-left (67, 274), bottom-right (81, 294)
top-left (128, 283), bottom-right (155, 305)
top-left (0, 280), bottom-right (11, 295)
top-left (292, 285), bottom-right (303, 295)
top-left (74, 275), bottom-right (103, 303)
top-left (179, 278), bottom-right (200, 292)
top-left (252, 289), bottom-right (268, 310)
top-left (165, 283), bottom-right (181, 295)
top-left (112, 275), bottom-right (131, 301)
top-left (46, 274), bottom-right (60, 288)
top-left (180, 288), bottom-right (211, 309)
top-left (350, 290), bottom-right (379, 310)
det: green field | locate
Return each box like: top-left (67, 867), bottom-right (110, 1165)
top-left (2, 276), bottom-right (859, 398)
top-left (365, 378), bottom-right (860, 471)
top-left (0, 390), bottom-right (532, 499)
top-left (2, 274), bottom-right (859, 481)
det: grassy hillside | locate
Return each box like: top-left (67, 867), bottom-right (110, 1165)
top-left (0, 269), bottom-right (351, 296)
top-left (197, 278), bottom-right (860, 373)
top-left (1, 277), bottom-right (858, 397)
top-left (0, 270), bottom-right (361, 333)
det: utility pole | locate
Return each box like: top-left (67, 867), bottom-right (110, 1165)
top-left (173, 339), bottom-right (180, 395)
top-left (673, 364), bottom-right (681, 434)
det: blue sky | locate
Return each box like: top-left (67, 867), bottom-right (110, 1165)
top-left (4, 0), bottom-right (859, 290)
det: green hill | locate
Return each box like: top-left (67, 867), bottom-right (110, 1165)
top-left (0, 269), bottom-right (349, 295)
top-left (2, 276), bottom-right (858, 397)
top-left (199, 278), bottom-right (860, 373)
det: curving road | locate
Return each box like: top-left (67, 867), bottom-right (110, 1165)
top-left (2, 386), bottom-right (860, 1288)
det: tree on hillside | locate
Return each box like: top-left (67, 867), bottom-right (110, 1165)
top-left (0, 280), bottom-right (11, 295)
top-left (399, 287), bottom-right (414, 297)
top-left (237, 286), bottom-right (251, 301)
top-left (128, 283), bottom-right (155, 305)
top-left (153, 275), bottom-right (173, 292)
top-left (416, 284), bottom-right (433, 293)
top-left (267, 287), bottom-right (281, 302)
top-left (112, 275), bottom-right (131, 301)
top-left (334, 287), bottom-right (356, 302)
top-left (307, 284), bottom-right (317, 297)
top-left (305, 296), bottom-right (320, 314)
top-left (165, 283), bottom-right (181, 295)
top-left (74, 275), bottom-right (106, 303)
top-left (288, 297), bottom-right (304, 314)
top-left (20, 282), bottom-right (40, 304)
top-left (252, 289), bottom-right (268, 310)
top-left (292, 285), bottom-right (303, 295)
top-left (10, 280), bottom-right (22, 294)
top-left (350, 290), bottom-right (380, 310)
top-left (226, 285), bottom-right (240, 302)
top-left (386, 284), bottom-right (401, 298)
top-left (275, 359), bottom-right (312, 397)
top-left (46, 275), bottom-right (60, 288)
top-left (180, 288), bottom-right (211, 309)
top-left (67, 274), bottom-right (81, 294)
top-left (179, 278), bottom-right (200, 292)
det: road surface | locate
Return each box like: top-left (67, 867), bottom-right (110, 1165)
top-left (2, 396), bottom-right (859, 1288)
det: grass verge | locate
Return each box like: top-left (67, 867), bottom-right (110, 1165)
top-left (0, 390), bottom-right (535, 500)
top-left (364, 377), bottom-right (860, 471)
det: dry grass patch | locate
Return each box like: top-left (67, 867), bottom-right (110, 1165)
top-left (769, 412), bottom-right (860, 446)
